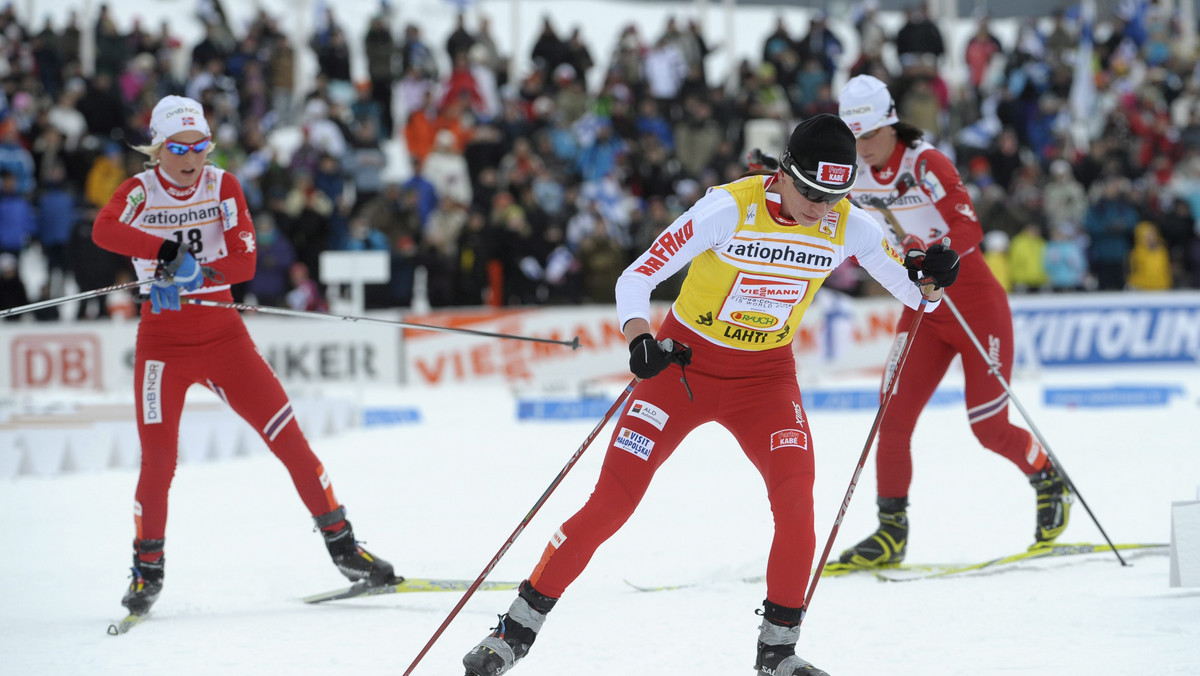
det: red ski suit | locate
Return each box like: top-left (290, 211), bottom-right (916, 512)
top-left (527, 174), bottom-right (935, 608)
top-left (849, 140), bottom-right (1047, 499)
top-left (93, 165), bottom-right (341, 542)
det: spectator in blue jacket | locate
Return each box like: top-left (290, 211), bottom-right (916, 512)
top-left (247, 213), bottom-right (295, 307)
top-left (0, 169), bottom-right (37, 255)
top-left (1084, 177), bottom-right (1140, 290)
top-left (1043, 223), bottom-right (1089, 291)
top-left (0, 122), bottom-right (35, 197)
top-left (35, 163), bottom-right (77, 294)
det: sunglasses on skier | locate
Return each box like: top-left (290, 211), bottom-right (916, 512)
top-left (164, 137), bottom-right (212, 155)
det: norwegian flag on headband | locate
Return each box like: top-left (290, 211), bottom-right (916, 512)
top-left (181, 116), bottom-right (196, 126)
top-left (817, 161), bottom-right (853, 185)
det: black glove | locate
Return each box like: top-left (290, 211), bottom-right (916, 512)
top-left (628, 333), bottom-right (693, 379)
top-left (905, 242), bottom-right (960, 288)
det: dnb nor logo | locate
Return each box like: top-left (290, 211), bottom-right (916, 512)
top-left (614, 427), bottom-right (655, 461)
top-left (10, 334), bottom-right (103, 390)
top-left (629, 399), bottom-right (669, 431)
top-left (141, 360), bottom-right (166, 424)
top-left (730, 310), bottom-right (779, 329)
top-left (770, 428), bottom-right (808, 452)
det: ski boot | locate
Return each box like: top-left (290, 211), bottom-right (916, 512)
top-left (121, 538), bottom-right (165, 615)
top-left (463, 580), bottom-right (558, 676)
top-left (316, 507), bottom-right (397, 586)
top-left (1029, 464), bottom-right (1072, 544)
top-left (755, 600), bottom-right (831, 676)
top-left (837, 497), bottom-right (908, 567)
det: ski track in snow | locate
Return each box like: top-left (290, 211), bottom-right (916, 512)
top-left (3, 376), bottom-right (1200, 675)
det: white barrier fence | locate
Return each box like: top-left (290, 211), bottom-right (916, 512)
top-left (0, 392), bottom-right (360, 480)
top-left (3, 290), bottom-right (1197, 479)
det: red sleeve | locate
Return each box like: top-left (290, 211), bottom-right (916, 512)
top-left (92, 177), bottom-right (166, 259)
top-left (915, 148), bottom-right (983, 254)
top-left (204, 173), bottom-right (257, 286)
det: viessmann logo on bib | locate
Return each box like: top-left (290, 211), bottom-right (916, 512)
top-left (718, 272), bottom-right (809, 332)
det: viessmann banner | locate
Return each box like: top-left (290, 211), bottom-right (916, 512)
top-left (1009, 291), bottom-right (1200, 367)
top-left (397, 291), bottom-right (1200, 387)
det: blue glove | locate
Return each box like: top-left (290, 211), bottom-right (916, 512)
top-left (148, 277), bottom-right (180, 313)
top-left (149, 246), bottom-right (203, 314)
top-left (166, 248), bottom-right (204, 292)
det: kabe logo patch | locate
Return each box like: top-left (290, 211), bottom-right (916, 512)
top-left (142, 360), bottom-right (165, 424)
top-left (614, 427), bottom-right (655, 460)
top-left (629, 400), bottom-right (669, 431)
top-left (770, 428), bottom-right (808, 451)
top-left (817, 161), bottom-right (853, 185)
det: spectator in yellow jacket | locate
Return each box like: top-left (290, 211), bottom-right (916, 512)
top-left (1127, 221), bottom-right (1172, 290)
top-left (982, 229), bottom-right (1012, 292)
top-left (1009, 222), bottom-right (1048, 292)
top-left (84, 143), bottom-right (128, 208)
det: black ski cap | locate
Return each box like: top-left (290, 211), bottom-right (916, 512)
top-left (779, 114), bottom-right (859, 200)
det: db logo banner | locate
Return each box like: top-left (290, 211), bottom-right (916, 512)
top-left (10, 334), bottom-right (103, 390)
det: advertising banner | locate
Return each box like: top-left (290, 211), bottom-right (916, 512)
top-left (0, 315), bottom-right (400, 394)
top-left (1010, 291), bottom-right (1200, 368)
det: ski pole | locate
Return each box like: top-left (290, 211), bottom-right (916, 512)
top-left (182, 297), bottom-right (581, 349)
top-left (803, 294), bottom-right (931, 623)
top-left (401, 379), bottom-right (637, 676)
top-left (0, 279), bottom-right (144, 320)
top-left (941, 294), bottom-right (1126, 566)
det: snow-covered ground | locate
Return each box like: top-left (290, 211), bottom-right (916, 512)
top-left (2, 373), bottom-right (1198, 675)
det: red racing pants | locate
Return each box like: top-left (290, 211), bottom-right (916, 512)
top-left (131, 305), bottom-right (339, 541)
top-left (528, 313), bottom-right (817, 608)
top-left (876, 289), bottom-right (1046, 499)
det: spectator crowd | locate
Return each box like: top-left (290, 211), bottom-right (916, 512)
top-left (2, 0), bottom-right (1200, 322)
